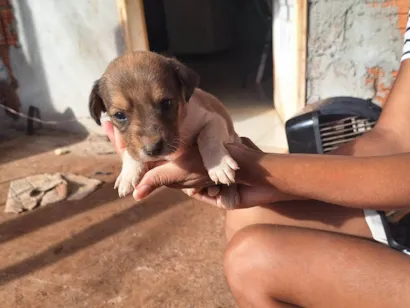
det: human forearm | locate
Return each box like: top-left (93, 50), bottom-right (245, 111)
top-left (329, 127), bottom-right (408, 157)
top-left (227, 58), bottom-right (410, 209)
top-left (231, 146), bottom-right (410, 209)
top-left (376, 60), bottom-right (410, 144)
top-left (230, 127), bottom-right (409, 207)
top-left (264, 153), bottom-right (410, 209)
top-left (254, 60), bottom-right (410, 208)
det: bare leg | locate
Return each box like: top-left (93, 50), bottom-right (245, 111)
top-left (225, 200), bottom-right (372, 241)
top-left (225, 224), bottom-right (410, 308)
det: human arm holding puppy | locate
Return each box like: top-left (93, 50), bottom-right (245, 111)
top-left (103, 120), bottom-right (410, 210)
top-left (103, 58), bottom-right (410, 211)
top-left (131, 56), bottom-right (410, 210)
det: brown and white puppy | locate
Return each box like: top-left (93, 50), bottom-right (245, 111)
top-left (89, 51), bottom-right (241, 208)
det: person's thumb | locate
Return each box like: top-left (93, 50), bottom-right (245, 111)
top-left (133, 165), bottom-right (172, 200)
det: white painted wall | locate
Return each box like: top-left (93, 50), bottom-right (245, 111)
top-left (9, 0), bottom-right (124, 132)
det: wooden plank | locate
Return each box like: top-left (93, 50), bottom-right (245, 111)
top-left (273, 0), bottom-right (307, 122)
top-left (295, 0), bottom-right (307, 117)
top-left (116, 0), bottom-right (149, 52)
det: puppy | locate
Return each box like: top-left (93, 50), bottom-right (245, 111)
top-left (89, 51), bottom-right (241, 208)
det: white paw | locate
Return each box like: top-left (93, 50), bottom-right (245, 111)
top-left (219, 185), bottom-right (240, 209)
top-left (114, 170), bottom-right (141, 197)
top-left (208, 155), bottom-right (239, 185)
top-left (114, 150), bottom-right (144, 198)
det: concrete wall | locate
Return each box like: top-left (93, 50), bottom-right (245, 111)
top-left (307, 0), bottom-right (408, 106)
top-left (8, 0), bottom-right (124, 132)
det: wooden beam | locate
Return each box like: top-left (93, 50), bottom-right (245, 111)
top-left (295, 0), bottom-right (307, 118)
top-left (273, 0), bottom-right (307, 122)
top-left (116, 0), bottom-right (149, 52)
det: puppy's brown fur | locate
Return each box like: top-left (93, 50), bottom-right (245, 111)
top-left (90, 52), bottom-right (200, 159)
top-left (90, 51), bottom-right (241, 208)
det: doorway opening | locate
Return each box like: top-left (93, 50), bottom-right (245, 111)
top-left (143, 0), bottom-right (282, 148)
top-left (117, 0), bottom-right (308, 151)
top-left (145, 1), bottom-right (272, 100)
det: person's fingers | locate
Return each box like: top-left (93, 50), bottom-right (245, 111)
top-left (101, 120), bottom-right (115, 144)
top-left (114, 126), bottom-right (126, 155)
top-left (133, 183), bottom-right (156, 201)
top-left (101, 120), bottom-right (126, 156)
top-left (236, 185), bottom-right (277, 207)
top-left (187, 184), bottom-right (285, 210)
top-left (188, 191), bottom-right (226, 209)
top-left (133, 166), bottom-right (172, 200)
top-left (136, 164), bottom-right (213, 200)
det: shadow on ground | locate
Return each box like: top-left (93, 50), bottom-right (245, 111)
top-left (0, 136), bottom-right (235, 307)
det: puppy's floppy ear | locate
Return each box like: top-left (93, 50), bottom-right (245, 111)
top-left (89, 79), bottom-right (106, 125)
top-left (169, 58), bottom-right (200, 102)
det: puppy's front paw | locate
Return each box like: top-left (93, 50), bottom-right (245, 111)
top-left (114, 150), bottom-right (144, 198)
top-left (114, 169), bottom-right (141, 197)
top-left (208, 155), bottom-right (239, 185)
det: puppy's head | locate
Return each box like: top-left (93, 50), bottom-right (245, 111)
top-left (89, 51), bottom-right (199, 160)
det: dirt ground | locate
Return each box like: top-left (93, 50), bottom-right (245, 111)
top-left (0, 131), bottom-right (236, 308)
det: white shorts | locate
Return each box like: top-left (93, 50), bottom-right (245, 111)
top-left (364, 210), bottom-right (389, 245)
top-left (364, 209), bottom-right (410, 255)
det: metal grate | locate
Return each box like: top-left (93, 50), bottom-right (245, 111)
top-left (319, 116), bottom-right (376, 153)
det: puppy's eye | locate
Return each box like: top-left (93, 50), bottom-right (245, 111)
top-left (161, 100), bottom-right (173, 111)
top-left (114, 112), bottom-right (127, 122)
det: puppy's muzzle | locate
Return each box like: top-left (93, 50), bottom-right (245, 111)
top-left (143, 139), bottom-right (164, 157)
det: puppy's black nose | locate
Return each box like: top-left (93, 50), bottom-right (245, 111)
top-left (143, 139), bottom-right (164, 157)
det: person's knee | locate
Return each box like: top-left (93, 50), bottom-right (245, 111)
top-left (224, 225), bottom-right (253, 286)
top-left (224, 224), bottom-right (284, 291)
top-left (225, 207), bottom-right (267, 241)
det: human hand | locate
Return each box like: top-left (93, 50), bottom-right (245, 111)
top-left (102, 120), bottom-right (292, 208)
top-left (102, 119), bottom-right (215, 195)
top-left (101, 117), bottom-right (126, 156)
top-left (185, 183), bottom-right (294, 209)
top-left (133, 142), bottom-right (225, 200)
top-left (182, 141), bottom-right (296, 209)
top-left (135, 137), bottom-right (291, 208)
